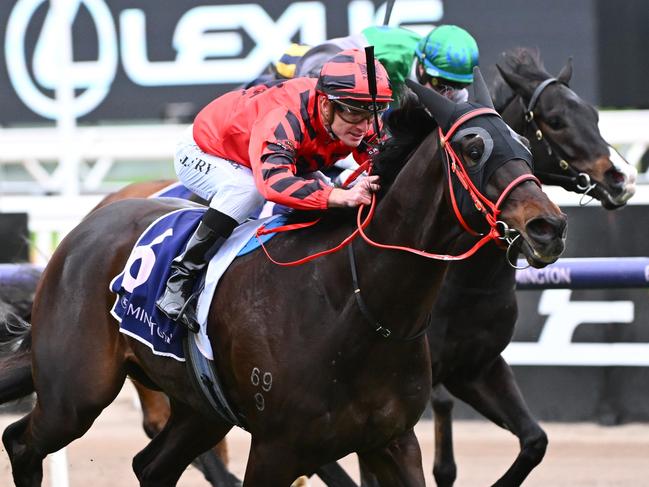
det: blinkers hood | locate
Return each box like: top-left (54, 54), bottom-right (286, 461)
top-left (406, 69), bottom-right (533, 233)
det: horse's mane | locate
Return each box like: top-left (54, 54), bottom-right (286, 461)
top-left (490, 47), bottom-right (553, 112)
top-left (372, 91), bottom-right (437, 192)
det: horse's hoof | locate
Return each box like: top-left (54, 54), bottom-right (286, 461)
top-left (291, 476), bottom-right (311, 487)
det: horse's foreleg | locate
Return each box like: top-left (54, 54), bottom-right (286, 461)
top-left (133, 381), bottom-right (238, 486)
top-left (357, 428), bottom-right (426, 487)
top-left (431, 384), bottom-right (457, 487)
top-left (314, 461), bottom-right (358, 487)
top-left (193, 448), bottom-right (242, 487)
top-left (444, 355), bottom-right (547, 487)
top-left (359, 456), bottom-right (379, 487)
top-left (133, 380), bottom-right (170, 438)
top-left (243, 440), bottom-right (305, 487)
top-left (132, 399), bottom-right (231, 487)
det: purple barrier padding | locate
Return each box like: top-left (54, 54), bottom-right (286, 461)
top-left (516, 257), bottom-right (649, 290)
top-left (0, 264), bottom-right (43, 288)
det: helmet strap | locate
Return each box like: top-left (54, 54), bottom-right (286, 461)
top-left (319, 96), bottom-right (338, 140)
top-left (415, 63), bottom-right (430, 85)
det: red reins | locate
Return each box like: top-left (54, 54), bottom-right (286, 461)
top-left (255, 107), bottom-right (540, 266)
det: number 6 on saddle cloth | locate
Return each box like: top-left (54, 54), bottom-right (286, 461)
top-left (110, 207), bottom-right (286, 361)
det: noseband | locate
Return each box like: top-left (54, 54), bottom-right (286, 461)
top-left (521, 78), bottom-right (596, 198)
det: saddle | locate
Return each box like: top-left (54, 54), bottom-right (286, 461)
top-left (110, 208), bottom-right (286, 426)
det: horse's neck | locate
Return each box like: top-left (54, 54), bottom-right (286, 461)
top-left (445, 234), bottom-right (516, 291)
top-left (374, 133), bottom-right (458, 248)
top-left (351, 133), bottom-right (459, 333)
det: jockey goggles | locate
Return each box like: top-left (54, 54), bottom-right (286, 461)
top-left (331, 98), bottom-right (389, 124)
top-left (429, 78), bottom-right (468, 100)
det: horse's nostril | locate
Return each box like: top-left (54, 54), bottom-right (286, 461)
top-left (526, 217), bottom-right (565, 242)
top-left (605, 169), bottom-right (625, 188)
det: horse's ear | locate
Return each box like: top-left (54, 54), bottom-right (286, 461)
top-left (470, 67), bottom-right (495, 109)
top-left (495, 62), bottom-right (532, 97)
top-left (557, 57), bottom-right (573, 85)
top-left (405, 79), bottom-right (456, 128)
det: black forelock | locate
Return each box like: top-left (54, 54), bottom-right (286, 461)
top-left (501, 47), bottom-right (552, 81)
top-left (490, 47), bottom-right (553, 112)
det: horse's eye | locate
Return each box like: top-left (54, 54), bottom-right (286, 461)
top-left (547, 117), bottom-right (564, 130)
top-left (469, 148), bottom-right (481, 161)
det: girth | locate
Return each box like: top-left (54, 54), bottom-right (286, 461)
top-left (183, 335), bottom-right (247, 429)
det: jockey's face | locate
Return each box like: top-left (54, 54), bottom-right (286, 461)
top-left (320, 97), bottom-right (371, 147)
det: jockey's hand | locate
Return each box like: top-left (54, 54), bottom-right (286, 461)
top-left (328, 175), bottom-right (380, 208)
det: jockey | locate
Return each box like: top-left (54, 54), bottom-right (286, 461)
top-left (292, 24), bottom-right (479, 103)
top-left (413, 24), bottom-right (479, 103)
top-left (287, 24), bottom-right (478, 184)
top-left (156, 49), bottom-right (393, 332)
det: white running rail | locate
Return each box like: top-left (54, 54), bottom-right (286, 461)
top-left (0, 111), bottom-right (648, 195)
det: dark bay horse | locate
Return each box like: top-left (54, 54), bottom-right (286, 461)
top-left (0, 49), bottom-right (631, 487)
top-left (426, 48), bottom-right (636, 487)
top-left (93, 48), bottom-right (636, 487)
top-left (1, 75), bottom-right (567, 486)
top-left (492, 48), bottom-right (635, 207)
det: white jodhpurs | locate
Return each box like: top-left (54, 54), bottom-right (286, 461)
top-left (174, 127), bottom-right (265, 224)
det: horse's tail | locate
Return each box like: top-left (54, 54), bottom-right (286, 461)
top-left (0, 349), bottom-right (33, 403)
top-left (0, 309), bottom-right (34, 403)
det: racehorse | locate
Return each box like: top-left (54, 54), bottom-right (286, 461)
top-left (0, 75), bottom-right (567, 486)
top-left (424, 48), bottom-right (636, 487)
top-left (94, 48), bottom-right (635, 487)
top-left (0, 48), bottom-right (631, 487)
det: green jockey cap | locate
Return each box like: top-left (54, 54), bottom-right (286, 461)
top-left (362, 26), bottom-right (421, 100)
top-left (415, 25), bottom-right (479, 84)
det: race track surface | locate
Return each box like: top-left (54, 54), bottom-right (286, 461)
top-left (1, 383), bottom-right (648, 486)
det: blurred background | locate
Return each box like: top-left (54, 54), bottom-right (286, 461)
top-left (1, 0), bottom-right (649, 418)
top-left (1, 0), bottom-right (649, 484)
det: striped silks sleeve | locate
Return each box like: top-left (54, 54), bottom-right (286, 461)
top-left (249, 110), bottom-right (332, 210)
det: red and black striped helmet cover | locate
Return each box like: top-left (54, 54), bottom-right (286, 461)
top-left (316, 49), bottom-right (392, 102)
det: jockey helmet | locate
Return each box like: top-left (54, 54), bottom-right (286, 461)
top-left (272, 43), bottom-right (311, 79)
top-left (415, 25), bottom-right (479, 85)
top-left (316, 49), bottom-right (393, 114)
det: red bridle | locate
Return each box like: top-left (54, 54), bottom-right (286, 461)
top-left (257, 107), bottom-right (540, 265)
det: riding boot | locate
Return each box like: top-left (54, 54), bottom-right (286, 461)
top-left (156, 208), bottom-right (237, 332)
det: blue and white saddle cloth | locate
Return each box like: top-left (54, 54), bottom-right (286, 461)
top-left (110, 208), bottom-right (285, 361)
top-left (148, 181), bottom-right (198, 200)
